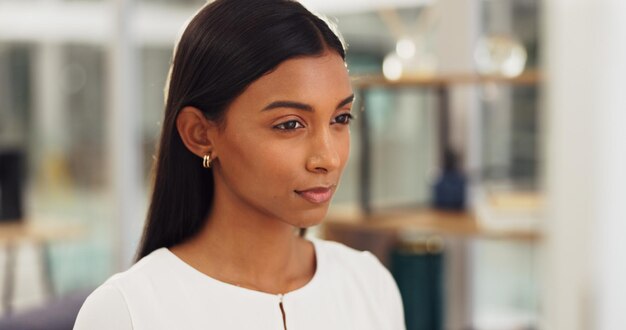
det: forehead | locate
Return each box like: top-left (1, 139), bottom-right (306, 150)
top-left (231, 52), bottom-right (352, 109)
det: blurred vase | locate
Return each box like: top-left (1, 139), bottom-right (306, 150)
top-left (432, 149), bottom-right (466, 211)
top-left (391, 234), bottom-right (444, 330)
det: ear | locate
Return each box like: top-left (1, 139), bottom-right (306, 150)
top-left (176, 106), bottom-right (219, 159)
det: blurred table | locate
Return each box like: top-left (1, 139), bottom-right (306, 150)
top-left (322, 208), bottom-right (540, 267)
top-left (0, 221), bottom-right (85, 315)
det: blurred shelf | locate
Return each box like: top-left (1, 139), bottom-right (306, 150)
top-left (351, 70), bottom-right (542, 88)
top-left (348, 71), bottom-right (542, 214)
top-left (324, 208), bottom-right (541, 242)
top-left (344, 70), bottom-right (543, 245)
top-left (0, 220), bottom-right (85, 243)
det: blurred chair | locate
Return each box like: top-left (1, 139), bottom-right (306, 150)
top-left (0, 149), bottom-right (25, 222)
top-left (0, 288), bottom-right (92, 330)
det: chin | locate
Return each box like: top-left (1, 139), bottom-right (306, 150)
top-left (293, 208), bottom-right (328, 228)
top-left (297, 219), bottom-right (324, 229)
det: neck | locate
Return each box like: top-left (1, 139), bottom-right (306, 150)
top-left (201, 211), bottom-right (301, 286)
top-left (173, 177), bottom-right (312, 294)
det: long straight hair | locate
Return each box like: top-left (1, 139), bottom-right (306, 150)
top-left (136, 0), bottom-right (346, 261)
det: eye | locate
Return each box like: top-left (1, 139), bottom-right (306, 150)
top-left (332, 113), bottom-right (354, 125)
top-left (273, 120), bottom-right (305, 131)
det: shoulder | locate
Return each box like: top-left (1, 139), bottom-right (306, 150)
top-left (313, 237), bottom-right (387, 273)
top-left (312, 237), bottom-right (406, 330)
top-left (313, 237), bottom-right (371, 262)
top-left (74, 282), bottom-right (132, 329)
top-left (74, 248), bottom-right (171, 330)
top-left (312, 237), bottom-right (398, 291)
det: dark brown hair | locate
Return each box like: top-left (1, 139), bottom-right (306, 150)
top-left (136, 0), bottom-right (346, 260)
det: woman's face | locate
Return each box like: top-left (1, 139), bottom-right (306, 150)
top-left (211, 51), bottom-right (353, 228)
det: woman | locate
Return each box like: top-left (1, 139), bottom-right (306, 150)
top-left (74, 0), bottom-right (405, 329)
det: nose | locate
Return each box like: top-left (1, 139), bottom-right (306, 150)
top-left (305, 127), bottom-right (341, 174)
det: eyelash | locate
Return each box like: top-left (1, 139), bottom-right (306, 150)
top-left (273, 113), bottom-right (354, 131)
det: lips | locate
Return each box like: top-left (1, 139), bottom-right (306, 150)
top-left (295, 186), bottom-right (334, 204)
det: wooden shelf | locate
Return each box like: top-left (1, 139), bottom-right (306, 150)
top-left (351, 70), bottom-right (542, 89)
top-left (341, 71), bottom-right (543, 246)
top-left (0, 220), bottom-right (85, 242)
top-left (323, 208), bottom-right (540, 242)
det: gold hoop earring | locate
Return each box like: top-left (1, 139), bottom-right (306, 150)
top-left (202, 154), bottom-right (212, 169)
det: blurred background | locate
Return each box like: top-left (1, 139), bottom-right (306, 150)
top-left (0, 0), bottom-right (625, 329)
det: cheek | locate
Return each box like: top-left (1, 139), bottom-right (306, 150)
top-left (224, 137), bottom-right (302, 191)
top-left (338, 131), bottom-right (351, 169)
top-left (246, 139), bottom-right (304, 191)
top-left (258, 146), bottom-right (291, 174)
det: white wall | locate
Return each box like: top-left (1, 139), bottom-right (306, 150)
top-left (543, 1), bottom-right (626, 329)
top-left (433, 1), bottom-right (481, 328)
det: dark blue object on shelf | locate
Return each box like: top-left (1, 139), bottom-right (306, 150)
top-left (433, 149), bottom-right (466, 210)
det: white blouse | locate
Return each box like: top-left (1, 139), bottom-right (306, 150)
top-left (74, 237), bottom-right (406, 330)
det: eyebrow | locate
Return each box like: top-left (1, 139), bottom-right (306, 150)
top-left (261, 94), bottom-right (354, 112)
